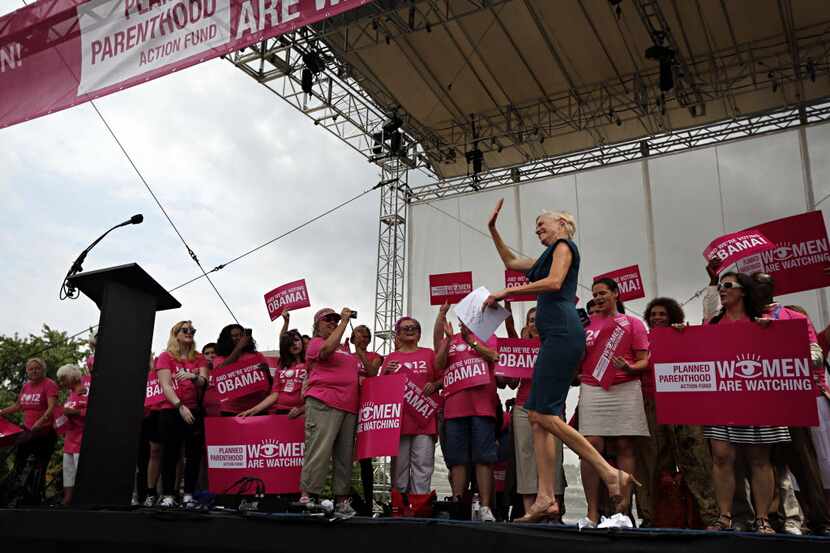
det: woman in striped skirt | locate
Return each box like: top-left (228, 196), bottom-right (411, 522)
top-left (704, 272), bottom-right (790, 535)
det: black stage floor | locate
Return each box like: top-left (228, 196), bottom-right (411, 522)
top-left (1, 508), bottom-right (828, 553)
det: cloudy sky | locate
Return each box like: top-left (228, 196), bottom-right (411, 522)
top-left (1, 2), bottom-right (384, 355)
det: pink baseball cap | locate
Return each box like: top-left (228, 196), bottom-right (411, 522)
top-left (314, 308), bottom-right (337, 323)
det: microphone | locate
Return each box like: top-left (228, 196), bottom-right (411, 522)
top-left (60, 214), bottom-right (145, 300)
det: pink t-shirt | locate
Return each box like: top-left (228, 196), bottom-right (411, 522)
top-left (154, 351), bottom-right (206, 410)
top-left (271, 363), bottom-right (308, 411)
top-left (63, 390), bottom-right (88, 454)
top-left (19, 378), bottom-right (59, 430)
top-left (85, 354), bottom-right (95, 372)
top-left (215, 352), bottom-right (269, 414)
top-left (304, 337), bottom-right (361, 413)
top-left (442, 335), bottom-right (499, 420)
top-left (382, 348), bottom-right (438, 436)
top-left (581, 314), bottom-right (649, 387)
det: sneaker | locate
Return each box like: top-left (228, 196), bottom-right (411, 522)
top-left (479, 506), bottom-right (496, 522)
top-left (159, 496), bottom-right (177, 508)
top-left (130, 493), bottom-right (140, 506)
top-left (295, 495), bottom-right (318, 510)
top-left (783, 520), bottom-right (803, 536)
top-left (142, 495), bottom-right (157, 508)
top-left (598, 513), bottom-right (634, 529)
top-left (334, 499), bottom-right (356, 520)
top-left (182, 494), bottom-right (197, 509)
top-left (577, 517), bottom-right (597, 530)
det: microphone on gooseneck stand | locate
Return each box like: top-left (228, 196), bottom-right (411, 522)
top-left (59, 214), bottom-right (144, 300)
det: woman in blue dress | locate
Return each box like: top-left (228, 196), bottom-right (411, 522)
top-left (483, 199), bottom-right (639, 523)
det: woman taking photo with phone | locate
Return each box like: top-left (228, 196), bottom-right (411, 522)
top-left (483, 199), bottom-right (639, 523)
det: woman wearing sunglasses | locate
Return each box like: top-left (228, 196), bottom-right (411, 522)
top-left (381, 317), bottom-right (441, 496)
top-left (155, 321), bottom-right (209, 508)
top-left (298, 307), bottom-right (361, 519)
top-left (704, 272), bottom-right (790, 534)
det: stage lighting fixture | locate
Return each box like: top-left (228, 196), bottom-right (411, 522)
top-left (372, 132), bottom-right (384, 154)
top-left (806, 59), bottom-right (816, 82)
top-left (408, 5), bottom-right (416, 29)
top-left (645, 44), bottom-right (675, 92)
top-left (386, 35), bottom-right (391, 45)
top-left (510, 167), bottom-right (521, 183)
top-left (466, 146), bottom-right (483, 176)
top-left (383, 114), bottom-right (402, 135)
top-left (608, 0), bottom-right (622, 18)
top-left (301, 67), bottom-right (313, 94)
top-left (389, 130), bottom-right (402, 154)
top-left (426, 22), bottom-right (432, 33)
top-left (302, 52), bottom-right (324, 75)
top-left (372, 19), bottom-right (378, 31)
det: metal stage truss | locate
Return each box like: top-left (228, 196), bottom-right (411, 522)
top-left (227, 0), bottom-right (830, 352)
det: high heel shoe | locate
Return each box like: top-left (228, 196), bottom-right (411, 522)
top-left (514, 499), bottom-right (558, 523)
top-left (607, 469), bottom-right (642, 505)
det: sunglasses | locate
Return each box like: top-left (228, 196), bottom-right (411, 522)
top-left (717, 282), bottom-right (742, 291)
top-left (178, 327), bottom-right (197, 335)
top-left (398, 325), bottom-right (420, 332)
top-left (322, 314), bottom-right (341, 323)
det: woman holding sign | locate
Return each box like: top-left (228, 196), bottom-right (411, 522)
top-left (213, 325), bottom-right (270, 416)
top-left (382, 317), bottom-right (440, 496)
top-left (299, 307), bottom-right (361, 520)
top-left (704, 272), bottom-right (790, 535)
top-left (155, 321), bottom-right (209, 508)
top-left (576, 278), bottom-right (650, 527)
top-left (484, 200), bottom-right (639, 524)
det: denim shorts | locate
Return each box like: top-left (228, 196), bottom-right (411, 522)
top-left (442, 416), bottom-right (498, 467)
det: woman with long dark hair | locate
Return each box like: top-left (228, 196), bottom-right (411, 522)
top-left (483, 200), bottom-right (639, 524)
top-left (213, 324), bottom-right (269, 416)
top-left (154, 321), bottom-right (209, 507)
top-left (704, 272), bottom-right (790, 534)
top-left (238, 330), bottom-right (307, 418)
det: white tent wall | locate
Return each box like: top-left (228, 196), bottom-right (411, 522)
top-left (408, 124), bottom-right (830, 337)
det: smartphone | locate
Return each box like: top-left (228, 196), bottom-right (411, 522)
top-left (244, 328), bottom-right (253, 336)
top-left (577, 308), bottom-right (590, 327)
top-left (350, 311), bottom-right (358, 319)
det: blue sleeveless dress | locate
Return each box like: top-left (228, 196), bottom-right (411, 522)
top-left (523, 239), bottom-right (586, 416)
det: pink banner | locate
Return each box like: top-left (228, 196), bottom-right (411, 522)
top-left (504, 270), bottom-right (536, 302)
top-left (263, 279), bottom-right (310, 321)
top-left (442, 348), bottom-right (491, 396)
top-left (590, 315), bottom-right (630, 390)
top-left (144, 371), bottom-right (184, 407)
top-left (0, 418), bottom-right (23, 448)
top-left (650, 319), bottom-right (817, 426)
top-left (0, 0), bottom-right (367, 129)
top-left (593, 264), bottom-right (645, 302)
top-left (205, 415), bottom-right (304, 494)
top-left (735, 211), bottom-right (830, 295)
top-left (211, 358), bottom-right (270, 401)
top-left (703, 229), bottom-right (775, 272)
top-left (403, 378), bottom-right (438, 422)
top-left (495, 338), bottom-right (539, 379)
top-left (356, 374), bottom-right (404, 460)
top-left (429, 271), bottom-right (473, 305)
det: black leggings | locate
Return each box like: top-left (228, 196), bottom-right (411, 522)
top-left (157, 408), bottom-right (203, 496)
top-left (11, 430), bottom-right (57, 505)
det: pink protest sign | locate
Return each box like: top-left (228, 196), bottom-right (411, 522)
top-left (495, 338), bottom-right (539, 379)
top-left (403, 379), bottom-right (438, 423)
top-left (0, 0), bottom-right (367, 130)
top-left (735, 211), bottom-right (830, 295)
top-left (593, 265), bottom-right (645, 302)
top-left (356, 374), bottom-right (404, 460)
top-left (205, 415), bottom-right (304, 494)
top-left (0, 418), bottom-right (23, 448)
top-left (211, 358), bottom-right (271, 401)
top-left (263, 279), bottom-right (310, 321)
top-left (703, 229), bottom-right (775, 272)
top-left (429, 271), bottom-right (473, 305)
top-left (650, 319), bottom-right (817, 426)
top-left (504, 270), bottom-right (536, 302)
top-left (144, 371), bottom-right (182, 408)
top-left (443, 341), bottom-right (492, 396)
top-left (589, 315), bottom-right (630, 390)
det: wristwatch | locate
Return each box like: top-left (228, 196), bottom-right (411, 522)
top-left (174, 400), bottom-right (183, 409)
top-left (470, 340), bottom-right (479, 350)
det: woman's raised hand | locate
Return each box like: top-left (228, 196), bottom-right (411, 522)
top-left (488, 198), bottom-right (504, 230)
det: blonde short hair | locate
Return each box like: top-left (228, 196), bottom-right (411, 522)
top-left (166, 320), bottom-right (197, 361)
top-left (26, 357), bottom-right (47, 372)
top-left (537, 210), bottom-right (576, 239)
top-left (56, 364), bottom-right (82, 385)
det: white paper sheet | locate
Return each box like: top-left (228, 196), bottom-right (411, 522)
top-left (453, 286), bottom-right (510, 341)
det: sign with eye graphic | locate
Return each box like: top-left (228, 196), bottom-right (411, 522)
top-left (649, 319), bottom-right (818, 426)
top-left (205, 415), bottom-right (305, 494)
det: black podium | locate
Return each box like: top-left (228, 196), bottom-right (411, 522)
top-left (67, 264), bottom-right (180, 507)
